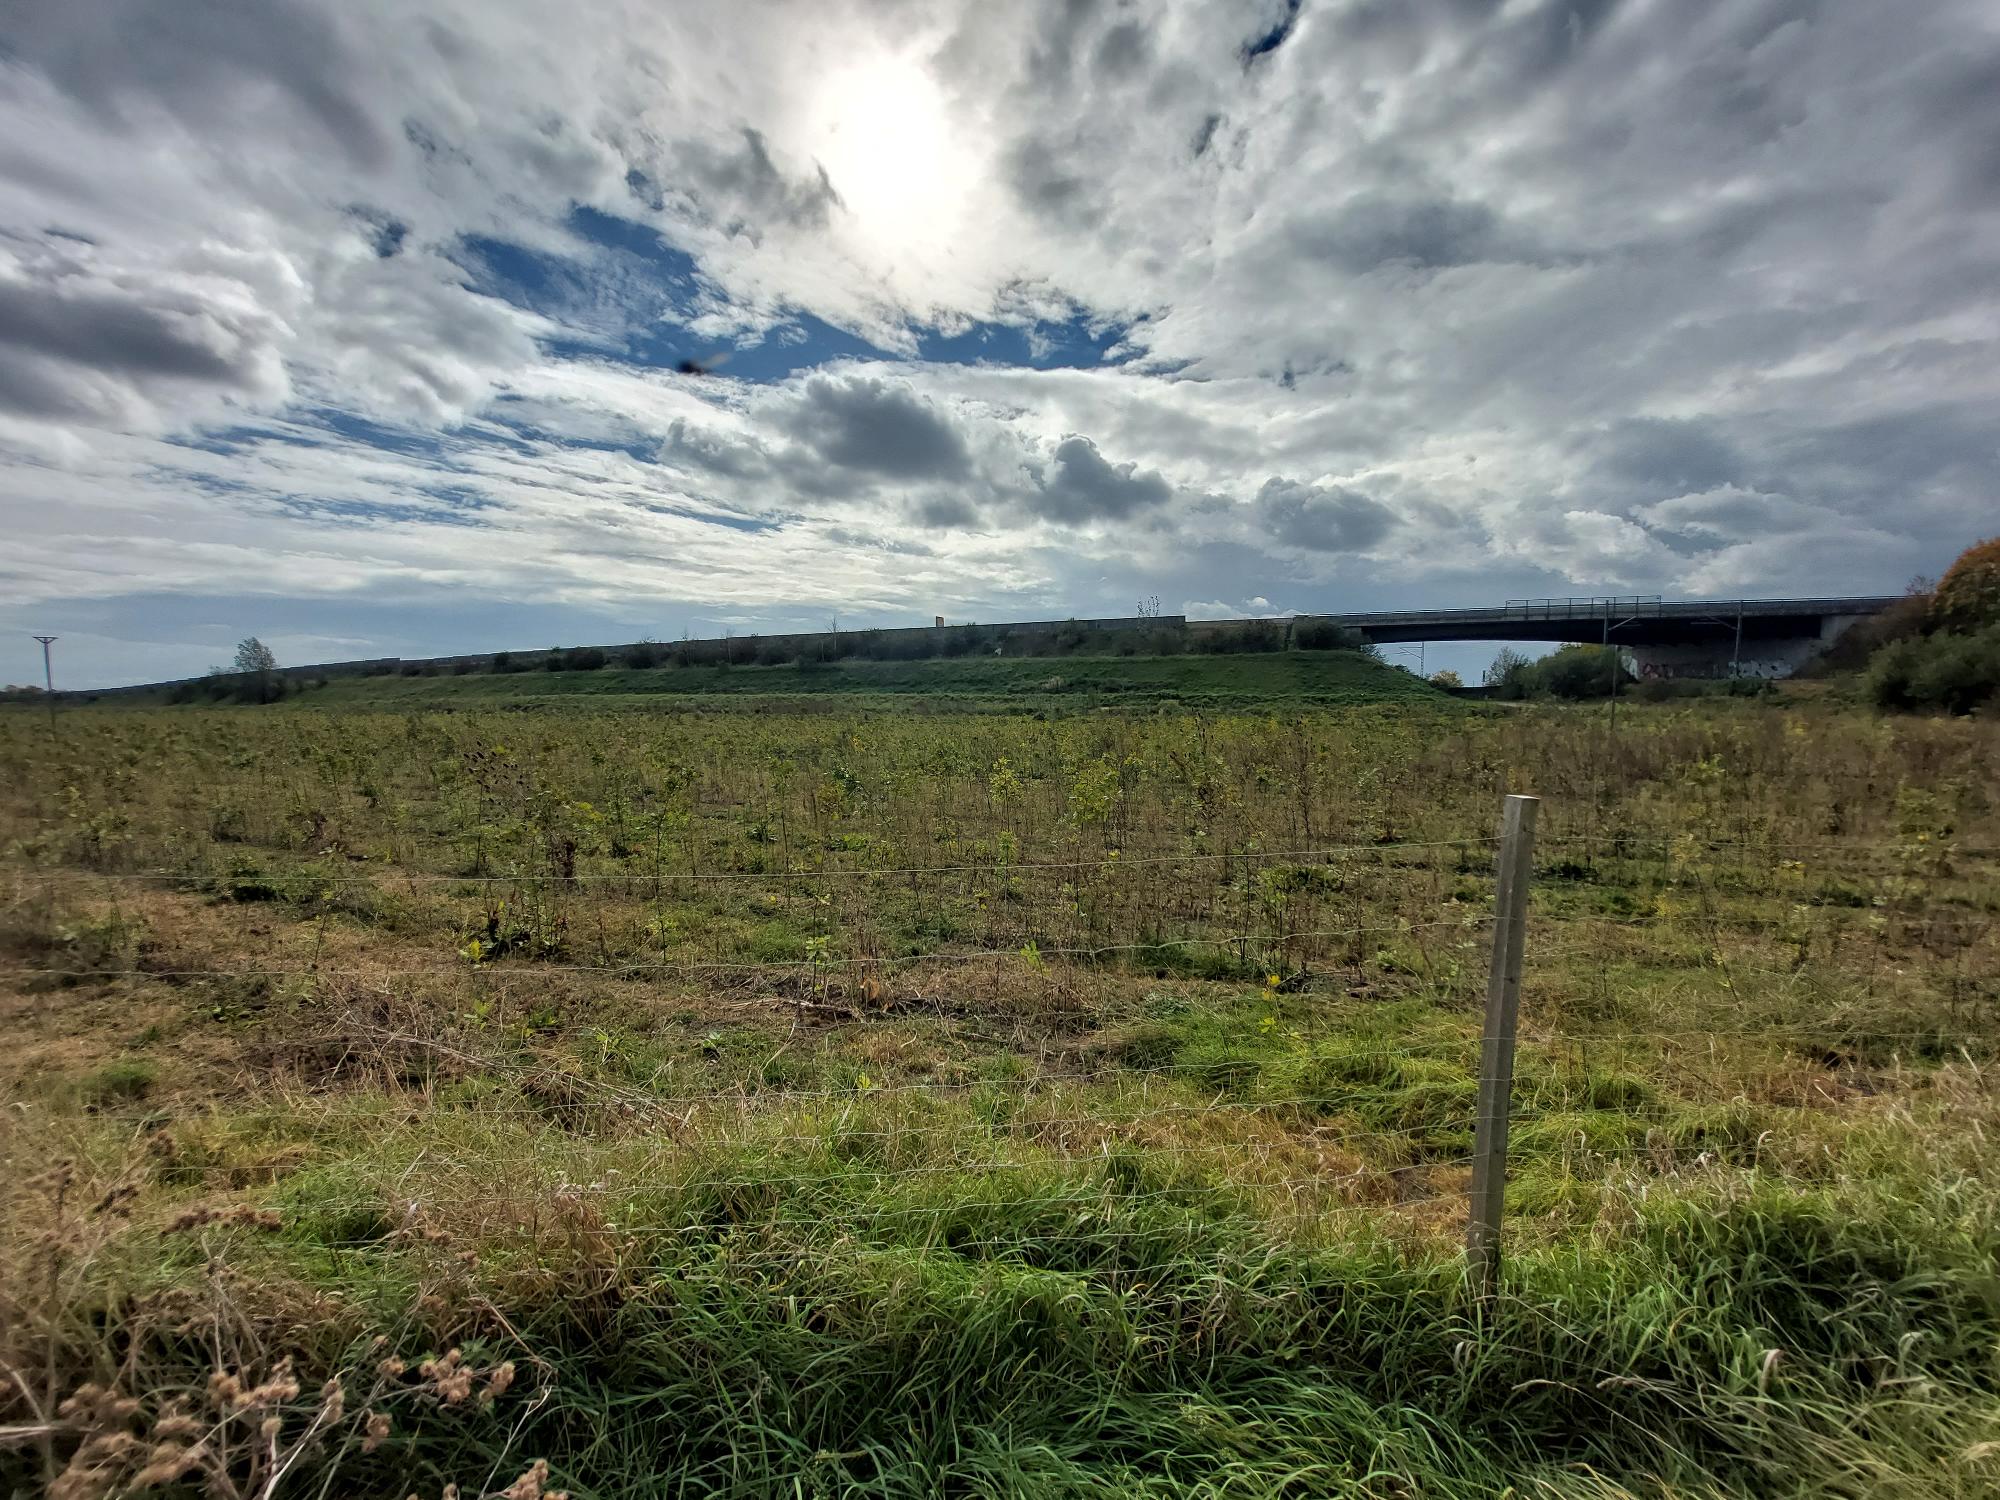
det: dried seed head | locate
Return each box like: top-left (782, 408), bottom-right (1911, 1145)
top-left (482, 1361), bottom-right (516, 1403)
top-left (131, 1440), bottom-right (203, 1487)
top-left (497, 1459), bottom-right (551, 1500)
top-left (362, 1411), bottom-right (392, 1454)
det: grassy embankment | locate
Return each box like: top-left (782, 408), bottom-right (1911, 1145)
top-left (149, 647), bottom-right (1447, 712)
top-left (3, 700), bottom-right (1997, 1496)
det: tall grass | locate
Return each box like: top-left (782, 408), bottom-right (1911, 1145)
top-left (2, 698), bottom-right (1998, 1495)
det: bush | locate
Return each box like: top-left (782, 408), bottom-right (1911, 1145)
top-left (1293, 619), bottom-right (1371, 652)
top-left (623, 643), bottom-right (660, 669)
top-left (1199, 621), bottom-right (1283, 655)
top-left (1535, 644), bottom-right (1633, 699)
top-left (1867, 623), bottom-right (2000, 714)
top-left (1481, 645), bottom-right (1632, 700)
top-left (1803, 588), bottom-right (1930, 674)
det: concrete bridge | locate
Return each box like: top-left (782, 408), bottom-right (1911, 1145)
top-left (1315, 595), bottom-right (1898, 680)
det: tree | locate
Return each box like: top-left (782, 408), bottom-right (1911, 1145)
top-left (1428, 669), bottom-right (1464, 690)
top-left (1536, 643), bottom-right (1632, 699)
top-left (233, 638), bottom-right (277, 674)
top-left (1931, 537), bottom-right (2000, 634)
top-left (1483, 648), bottom-right (1531, 689)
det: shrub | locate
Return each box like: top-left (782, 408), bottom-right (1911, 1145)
top-left (1199, 621), bottom-right (1283, 655)
top-left (1481, 645), bottom-right (1632, 700)
top-left (1867, 623), bottom-right (2000, 714)
top-left (1931, 537), bottom-right (2000, 634)
top-left (1535, 644), bottom-right (1633, 699)
top-left (623, 642), bottom-right (660, 669)
top-left (1293, 619), bottom-right (1372, 652)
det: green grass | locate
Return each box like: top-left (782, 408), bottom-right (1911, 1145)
top-left (5, 698), bottom-right (2000, 1497)
top-left (23, 1075), bottom-right (2000, 1498)
top-left (255, 649), bottom-right (1446, 711)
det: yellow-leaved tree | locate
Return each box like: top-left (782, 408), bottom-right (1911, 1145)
top-left (1931, 537), bottom-right (2000, 634)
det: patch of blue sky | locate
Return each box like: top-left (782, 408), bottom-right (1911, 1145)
top-left (916, 310), bottom-right (1140, 370)
top-left (475, 206), bottom-right (1151, 382)
top-left (635, 501), bottom-right (783, 534)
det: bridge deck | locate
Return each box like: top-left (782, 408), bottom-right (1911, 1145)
top-left (1321, 596), bottom-right (1897, 645)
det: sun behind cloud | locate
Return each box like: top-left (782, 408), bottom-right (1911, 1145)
top-left (809, 51), bottom-right (973, 271)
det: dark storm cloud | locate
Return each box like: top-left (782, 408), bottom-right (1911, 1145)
top-left (1258, 478), bottom-right (1397, 552)
top-left (777, 375), bottom-right (972, 480)
top-left (1028, 436), bottom-right (1172, 524)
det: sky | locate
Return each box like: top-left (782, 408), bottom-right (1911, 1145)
top-left (2, 0), bottom-right (1996, 689)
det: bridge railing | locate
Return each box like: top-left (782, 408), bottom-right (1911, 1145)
top-left (1502, 596), bottom-right (1663, 619)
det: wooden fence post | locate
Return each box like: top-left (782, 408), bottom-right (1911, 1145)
top-left (1467, 793), bottom-right (1539, 1298)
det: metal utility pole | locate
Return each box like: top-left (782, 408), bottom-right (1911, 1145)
top-left (31, 635), bottom-right (57, 728)
top-left (1602, 608), bottom-right (1618, 734)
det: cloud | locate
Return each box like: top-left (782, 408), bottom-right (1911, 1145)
top-left (1257, 478), bottom-right (1397, 552)
top-left (1287, 194), bottom-right (1534, 276)
top-left (671, 129), bottom-right (844, 235)
top-left (6, 0), bottom-right (391, 167)
top-left (0, 240), bottom-right (296, 423)
top-left (1028, 435), bottom-right (1172, 523)
top-left (1184, 595), bottom-right (1294, 619)
top-left (1592, 418), bottom-right (1745, 496)
top-left (774, 375), bottom-right (972, 480)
